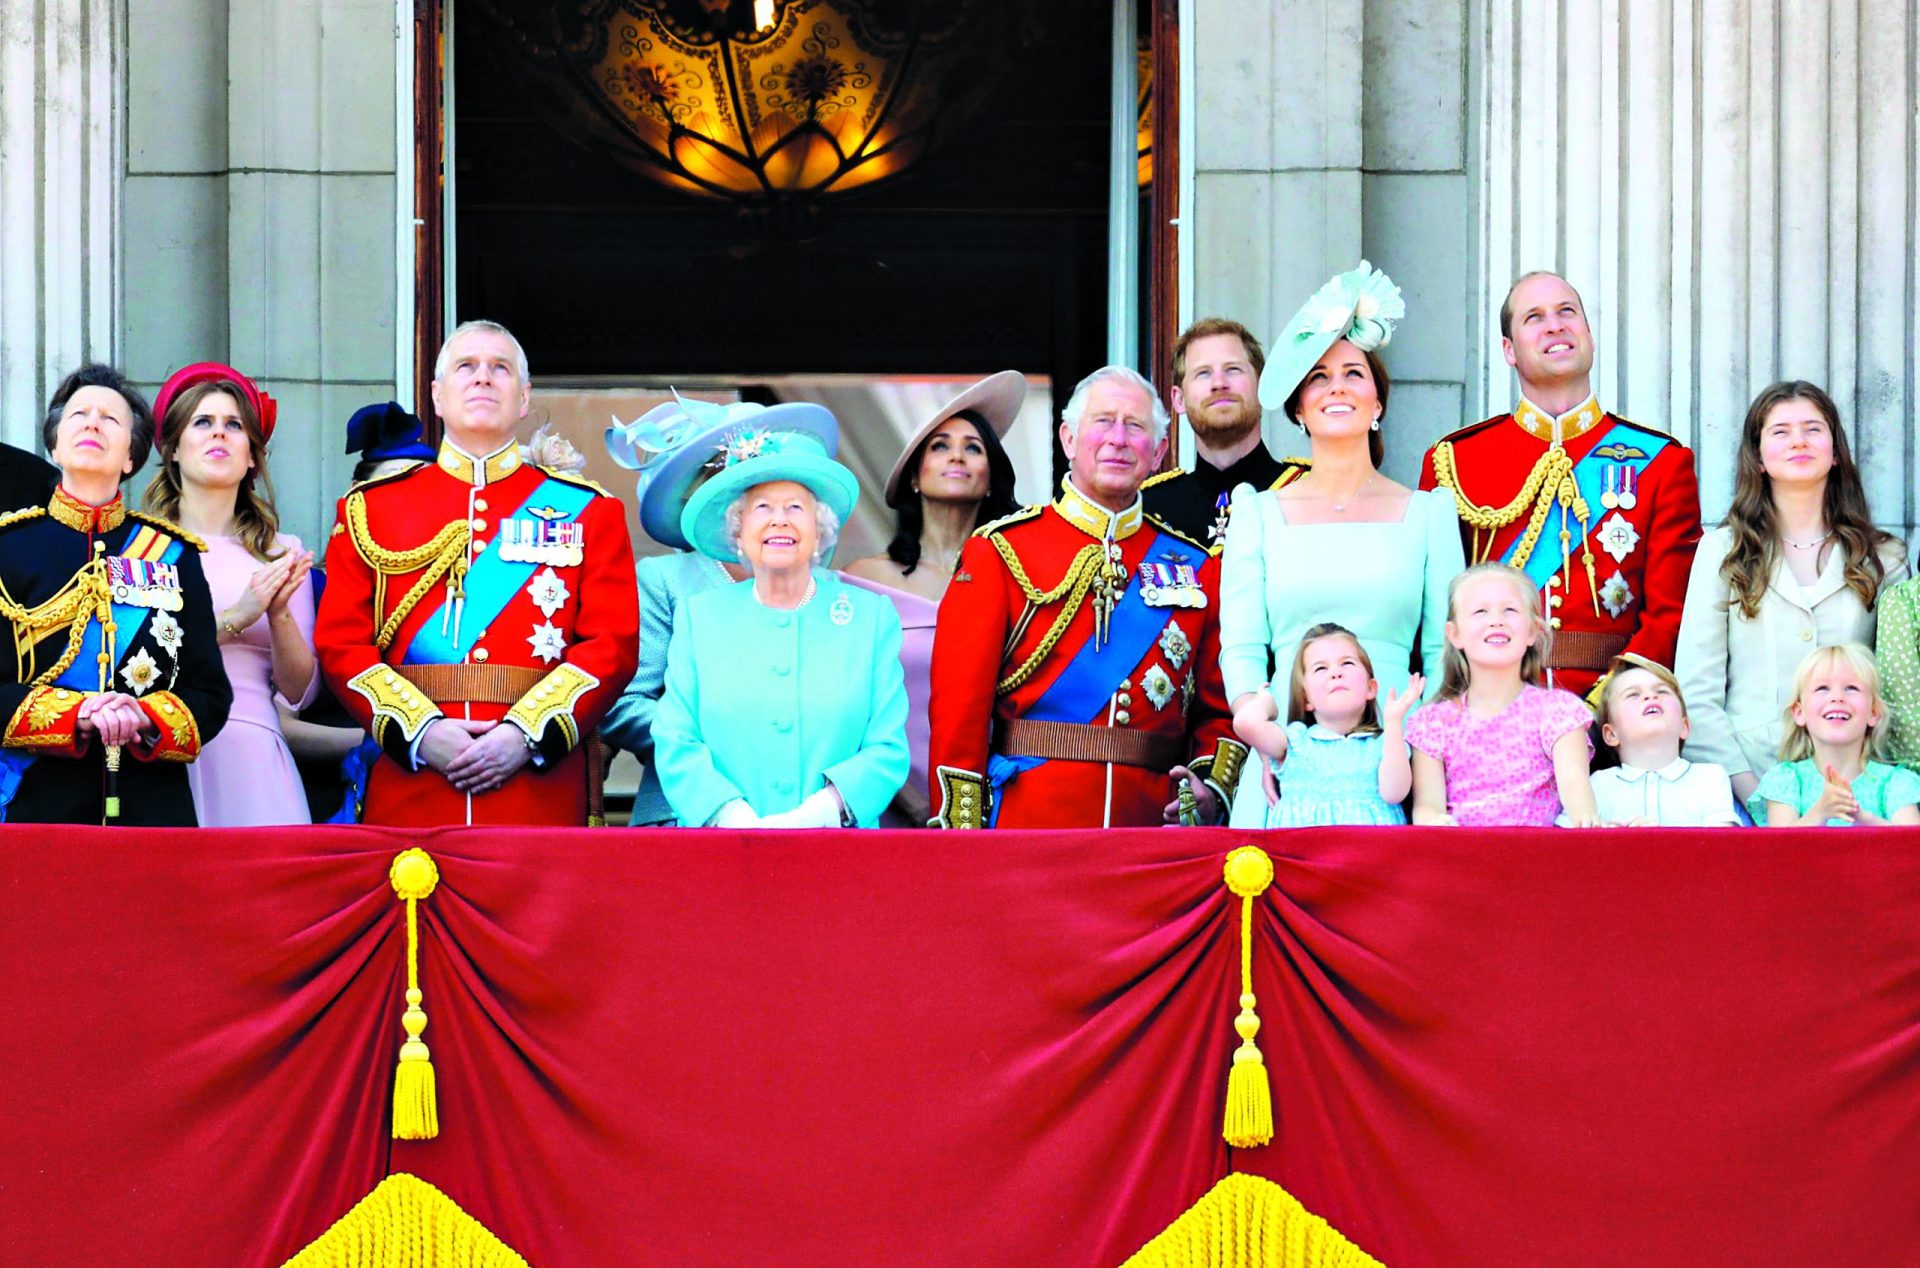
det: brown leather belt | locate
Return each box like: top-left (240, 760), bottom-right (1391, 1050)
top-left (1550, 630), bottom-right (1631, 673)
top-left (997, 719), bottom-right (1183, 771)
top-left (395, 664), bottom-right (543, 705)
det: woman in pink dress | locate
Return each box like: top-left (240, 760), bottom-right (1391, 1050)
top-left (146, 363), bottom-right (318, 825)
top-left (844, 372), bottom-right (1025, 826)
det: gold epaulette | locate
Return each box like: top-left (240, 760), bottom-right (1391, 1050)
top-left (0, 506), bottom-right (45, 531)
top-left (1143, 514), bottom-right (1210, 555)
top-left (1140, 468), bottom-right (1182, 490)
top-left (128, 510), bottom-right (206, 552)
top-left (347, 460), bottom-right (427, 495)
top-left (538, 465), bottom-right (613, 497)
top-left (1270, 458), bottom-right (1311, 489)
top-left (972, 503), bottom-right (1042, 538)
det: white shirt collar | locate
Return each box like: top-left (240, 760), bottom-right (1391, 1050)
top-left (1612, 756), bottom-right (1691, 783)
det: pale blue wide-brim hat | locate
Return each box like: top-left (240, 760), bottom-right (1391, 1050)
top-left (606, 394), bottom-right (838, 551)
top-left (1257, 260), bottom-right (1407, 414)
top-left (679, 425), bottom-right (861, 565)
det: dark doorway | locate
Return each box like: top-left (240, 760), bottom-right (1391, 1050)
top-left (450, 1), bottom-right (1118, 394)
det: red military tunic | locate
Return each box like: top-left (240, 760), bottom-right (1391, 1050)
top-left (1419, 396), bottom-right (1701, 700)
top-left (927, 479), bottom-right (1244, 829)
top-left (316, 440), bottom-right (639, 826)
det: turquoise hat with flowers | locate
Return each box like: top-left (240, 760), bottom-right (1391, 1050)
top-left (606, 393), bottom-right (837, 550)
top-left (1257, 260), bottom-right (1407, 414)
top-left (679, 424), bottom-right (861, 564)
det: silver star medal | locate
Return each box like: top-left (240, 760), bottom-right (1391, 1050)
top-left (1596, 513), bottom-right (1640, 564)
top-left (528, 566), bottom-right (571, 618)
top-left (119, 647), bottom-right (161, 696)
top-left (528, 620), bottom-right (567, 664)
top-left (1158, 621), bottom-right (1190, 669)
top-left (1142, 663), bottom-right (1175, 711)
top-left (1599, 571), bottom-right (1635, 619)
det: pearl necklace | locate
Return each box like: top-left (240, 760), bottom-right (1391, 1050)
top-left (753, 576), bottom-right (817, 610)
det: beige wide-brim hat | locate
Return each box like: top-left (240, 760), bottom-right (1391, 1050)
top-left (883, 370), bottom-right (1027, 505)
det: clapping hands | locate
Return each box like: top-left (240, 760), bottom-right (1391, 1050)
top-left (1811, 764), bottom-right (1859, 824)
top-left (226, 548), bottom-right (313, 634)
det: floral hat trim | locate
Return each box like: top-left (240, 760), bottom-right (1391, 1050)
top-left (1283, 259), bottom-right (1405, 354)
top-left (1260, 260), bottom-right (1408, 411)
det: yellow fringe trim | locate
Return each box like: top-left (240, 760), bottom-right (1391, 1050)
top-left (390, 849), bottom-right (441, 1140)
top-left (282, 1173), bottom-right (529, 1268)
top-left (1222, 846), bottom-right (1275, 1148)
top-left (1120, 1173), bottom-right (1383, 1268)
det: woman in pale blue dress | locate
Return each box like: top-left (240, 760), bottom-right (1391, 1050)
top-left (1222, 262), bottom-right (1464, 827)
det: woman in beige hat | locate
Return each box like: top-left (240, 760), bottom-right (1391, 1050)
top-left (844, 371), bottom-right (1025, 824)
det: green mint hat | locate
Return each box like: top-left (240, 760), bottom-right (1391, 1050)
top-left (679, 424), bottom-right (861, 564)
top-left (1257, 260), bottom-right (1407, 413)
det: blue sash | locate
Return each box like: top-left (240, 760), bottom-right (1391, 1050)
top-left (1503, 428), bottom-right (1669, 589)
top-left (402, 477), bottom-right (594, 665)
top-left (988, 529), bottom-right (1190, 823)
top-left (0, 535), bottom-right (186, 820)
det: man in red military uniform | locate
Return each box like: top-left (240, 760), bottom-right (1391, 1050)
top-left (1420, 272), bottom-right (1701, 700)
top-left (316, 320), bottom-right (639, 826)
top-left (927, 365), bottom-right (1245, 829)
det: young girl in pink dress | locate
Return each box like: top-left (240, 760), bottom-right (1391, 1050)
top-left (1407, 563), bottom-right (1599, 827)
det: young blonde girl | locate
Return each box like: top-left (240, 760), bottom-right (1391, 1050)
top-left (1406, 563), bottom-right (1599, 827)
top-left (1755, 643), bottom-right (1920, 826)
top-left (1229, 622), bottom-right (1418, 828)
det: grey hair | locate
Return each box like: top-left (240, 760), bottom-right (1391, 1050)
top-left (1059, 365), bottom-right (1169, 443)
top-left (433, 319), bottom-right (531, 384)
top-left (723, 486), bottom-right (841, 572)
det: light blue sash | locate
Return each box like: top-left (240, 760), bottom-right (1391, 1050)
top-left (1503, 430), bottom-right (1669, 589)
top-left (402, 477), bottom-right (594, 665)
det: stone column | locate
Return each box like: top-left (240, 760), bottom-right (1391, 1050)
top-left (0, 0), bottom-right (121, 451)
top-left (1478, 0), bottom-right (1919, 534)
top-left (123, 0), bottom-right (403, 545)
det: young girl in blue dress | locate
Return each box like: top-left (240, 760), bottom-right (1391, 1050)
top-left (1229, 622), bottom-right (1418, 827)
top-left (1756, 643), bottom-right (1920, 826)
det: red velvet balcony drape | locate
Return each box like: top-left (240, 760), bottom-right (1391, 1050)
top-left (1, 826), bottom-right (1916, 1266)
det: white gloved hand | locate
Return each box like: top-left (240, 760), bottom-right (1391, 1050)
top-left (761, 787), bottom-right (844, 829)
top-left (712, 799), bottom-right (761, 828)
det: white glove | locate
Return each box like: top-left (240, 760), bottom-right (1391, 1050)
top-left (712, 799), bottom-right (761, 828)
top-left (761, 787), bottom-right (845, 829)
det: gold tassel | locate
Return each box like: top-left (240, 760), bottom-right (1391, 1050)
top-left (1222, 845), bottom-right (1275, 1148)
top-left (389, 848), bottom-right (441, 1141)
top-left (283, 1172), bottom-right (531, 1267)
top-left (1119, 1172), bottom-right (1383, 1268)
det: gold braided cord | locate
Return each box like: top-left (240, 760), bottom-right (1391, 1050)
top-left (991, 535), bottom-right (1102, 606)
top-left (992, 542), bottom-right (1106, 695)
top-left (345, 492), bottom-right (471, 651)
top-left (376, 552), bottom-right (466, 651)
top-left (1431, 442), bottom-right (1588, 569)
top-left (0, 563), bottom-right (113, 689)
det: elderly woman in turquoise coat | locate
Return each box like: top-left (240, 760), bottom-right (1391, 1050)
top-left (654, 426), bottom-right (909, 827)
top-left (602, 395), bottom-right (840, 824)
